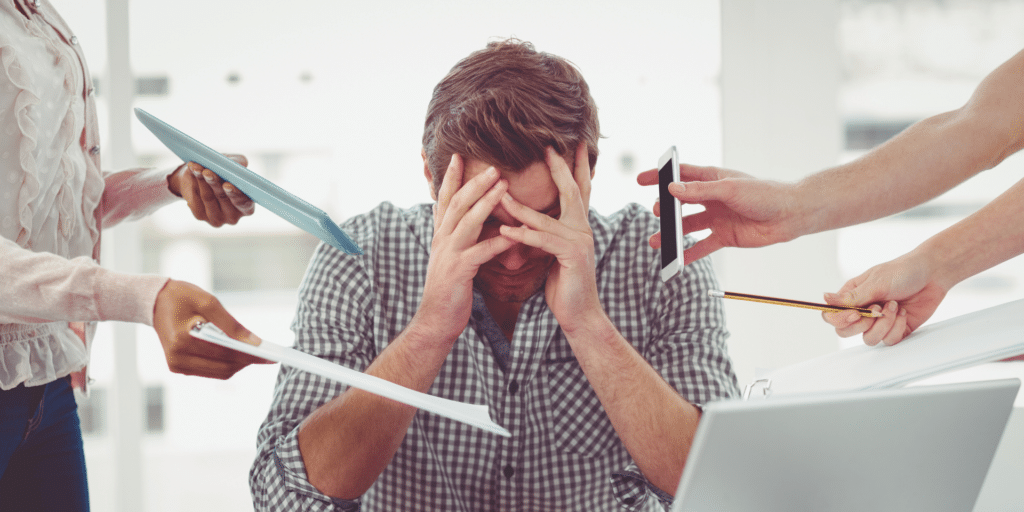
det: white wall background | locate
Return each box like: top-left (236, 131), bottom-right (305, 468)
top-left (46, 0), bottom-right (1024, 510)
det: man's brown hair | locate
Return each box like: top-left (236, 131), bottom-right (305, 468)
top-left (422, 39), bottom-right (600, 193)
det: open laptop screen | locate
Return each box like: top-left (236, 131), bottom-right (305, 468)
top-left (671, 379), bottom-right (1019, 512)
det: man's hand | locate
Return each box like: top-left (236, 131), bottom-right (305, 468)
top-left (500, 144), bottom-right (602, 335)
top-left (636, 164), bottom-right (801, 265)
top-left (418, 154), bottom-right (515, 342)
top-left (821, 250), bottom-right (948, 346)
top-left (152, 279), bottom-right (271, 379)
top-left (168, 156), bottom-right (256, 227)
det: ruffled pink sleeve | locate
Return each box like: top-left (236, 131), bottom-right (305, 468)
top-left (0, 235), bottom-right (169, 326)
top-left (98, 165), bottom-right (180, 229)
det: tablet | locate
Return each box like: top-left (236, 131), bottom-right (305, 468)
top-left (135, 108), bottom-right (363, 255)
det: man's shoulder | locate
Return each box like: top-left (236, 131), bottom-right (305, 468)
top-left (590, 203), bottom-right (659, 256)
top-left (337, 202), bottom-right (432, 251)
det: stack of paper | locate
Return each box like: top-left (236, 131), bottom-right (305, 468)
top-left (754, 299), bottom-right (1024, 397)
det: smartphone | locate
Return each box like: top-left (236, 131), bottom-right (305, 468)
top-left (658, 146), bottom-right (684, 282)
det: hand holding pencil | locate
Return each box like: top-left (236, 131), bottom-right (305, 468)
top-left (822, 251), bottom-right (948, 347)
top-left (711, 249), bottom-right (947, 348)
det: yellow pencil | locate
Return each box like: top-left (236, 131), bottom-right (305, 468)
top-left (708, 290), bottom-right (883, 318)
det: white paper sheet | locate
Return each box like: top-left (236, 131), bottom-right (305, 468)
top-left (191, 323), bottom-right (511, 437)
top-left (756, 298), bottom-right (1024, 397)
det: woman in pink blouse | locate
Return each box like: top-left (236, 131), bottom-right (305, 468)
top-left (0, 1), bottom-right (268, 509)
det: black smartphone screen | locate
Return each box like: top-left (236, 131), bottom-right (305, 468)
top-left (658, 158), bottom-right (678, 268)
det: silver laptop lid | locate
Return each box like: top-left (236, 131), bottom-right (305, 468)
top-left (671, 378), bottom-right (1019, 512)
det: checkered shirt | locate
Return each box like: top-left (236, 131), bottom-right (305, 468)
top-left (249, 202), bottom-right (739, 511)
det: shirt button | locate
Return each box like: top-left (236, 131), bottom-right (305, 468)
top-left (90, 145), bottom-right (100, 156)
top-left (508, 380), bottom-right (519, 394)
top-left (502, 465), bottom-right (515, 479)
top-left (70, 36), bottom-right (79, 45)
top-left (623, 496), bottom-right (636, 505)
top-left (33, 0), bottom-right (40, 7)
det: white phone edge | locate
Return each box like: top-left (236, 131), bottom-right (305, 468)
top-left (658, 145), bottom-right (684, 282)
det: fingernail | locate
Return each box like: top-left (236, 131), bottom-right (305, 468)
top-left (887, 301), bottom-right (898, 313)
top-left (899, 308), bottom-right (907, 317)
top-left (823, 292), bottom-right (837, 302)
top-left (247, 333), bottom-right (262, 346)
top-left (668, 182), bottom-right (685, 194)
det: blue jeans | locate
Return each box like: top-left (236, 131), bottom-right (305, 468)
top-left (0, 377), bottom-right (89, 512)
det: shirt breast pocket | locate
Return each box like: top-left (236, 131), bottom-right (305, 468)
top-left (542, 354), bottom-right (622, 458)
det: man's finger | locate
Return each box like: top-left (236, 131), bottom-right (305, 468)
top-left (573, 142), bottom-right (592, 213)
top-left (438, 166), bottom-right (500, 237)
top-left (435, 154), bottom-right (463, 229)
top-left (500, 193), bottom-right (576, 240)
top-left (451, 179), bottom-right (507, 244)
top-left (544, 147), bottom-right (586, 226)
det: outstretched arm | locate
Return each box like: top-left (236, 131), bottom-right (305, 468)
top-left (822, 174), bottom-right (1024, 345)
top-left (637, 48), bottom-right (1024, 263)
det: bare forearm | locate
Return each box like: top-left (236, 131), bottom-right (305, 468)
top-left (563, 314), bottom-right (701, 495)
top-left (297, 319), bottom-right (454, 499)
top-left (795, 49), bottom-right (1024, 236)
top-left (796, 109), bottom-right (996, 234)
top-left (918, 176), bottom-right (1024, 291)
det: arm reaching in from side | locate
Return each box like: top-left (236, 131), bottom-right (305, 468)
top-left (638, 48), bottom-right (1024, 264)
top-left (823, 174), bottom-right (1024, 345)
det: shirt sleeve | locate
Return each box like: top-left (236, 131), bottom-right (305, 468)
top-left (250, 234), bottom-right (378, 511)
top-left (0, 235), bottom-right (168, 325)
top-left (98, 166), bottom-right (180, 229)
top-left (612, 209), bottom-right (740, 507)
top-left (646, 248), bottom-right (740, 408)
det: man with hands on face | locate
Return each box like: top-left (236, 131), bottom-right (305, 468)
top-left (637, 47), bottom-right (1024, 349)
top-left (250, 39), bottom-right (738, 511)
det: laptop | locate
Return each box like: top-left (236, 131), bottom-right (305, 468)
top-left (670, 378), bottom-right (1019, 512)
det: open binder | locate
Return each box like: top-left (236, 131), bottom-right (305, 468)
top-left (742, 298), bottom-right (1024, 400)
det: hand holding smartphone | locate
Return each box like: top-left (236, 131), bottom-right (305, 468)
top-left (658, 146), bottom-right (684, 281)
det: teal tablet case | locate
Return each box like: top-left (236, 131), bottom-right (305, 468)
top-left (135, 108), bottom-right (362, 255)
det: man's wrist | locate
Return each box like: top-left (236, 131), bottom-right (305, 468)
top-left (404, 311), bottom-right (462, 352)
top-left (561, 308), bottom-right (616, 346)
